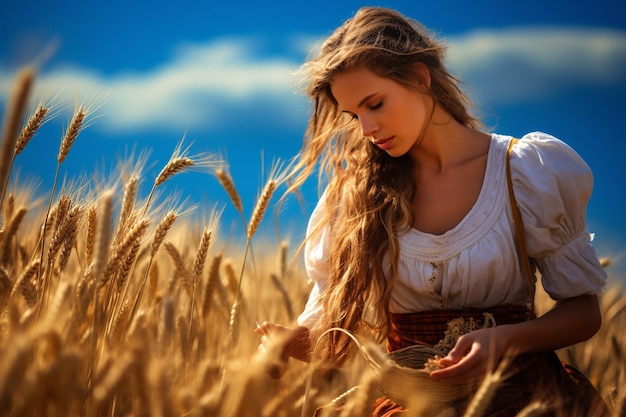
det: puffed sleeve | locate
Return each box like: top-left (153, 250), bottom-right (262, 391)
top-left (296, 192), bottom-right (330, 328)
top-left (509, 132), bottom-right (607, 300)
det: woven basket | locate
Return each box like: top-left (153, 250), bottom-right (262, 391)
top-left (363, 343), bottom-right (474, 408)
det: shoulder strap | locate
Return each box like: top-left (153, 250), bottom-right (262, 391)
top-left (506, 138), bottom-right (536, 316)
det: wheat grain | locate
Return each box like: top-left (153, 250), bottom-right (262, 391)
top-left (192, 228), bottom-right (212, 283)
top-left (151, 211), bottom-right (178, 257)
top-left (85, 204), bottom-right (97, 264)
top-left (57, 208), bottom-right (81, 272)
top-left (202, 254), bottom-right (222, 319)
top-left (223, 259), bottom-right (239, 300)
top-left (3, 192), bottom-right (14, 222)
top-left (216, 168), bottom-right (243, 214)
top-left (0, 266), bottom-right (12, 307)
top-left (247, 180), bottom-right (277, 240)
top-left (226, 299), bottom-right (242, 354)
top-left (115, 236), bottom-right (142, 289)
top-left (164, 241), bottom-right (193, 298)
top-left (10, 259), bottom-right (40, 307)
top-left (16, 101), bottom-right (49, 156)
top-left (103, 217), bottom-right (149, 284)
top-left (1, 206), bottom-right (27, 265)
top-left (52, 195), bottom-right (71, 238)
top-left (45, 204), bottom-right (82, 272)
top-left (57, 106), bottom-right (86, 164)
top-left (92, 191), bottom-right (114, 281)
top-left (155, 157), bottom-right (194, 187)
top-left (118, 176), bottom-right (138, 233)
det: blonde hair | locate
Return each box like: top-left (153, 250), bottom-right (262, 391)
top-left (287, 7), bottom-right (480, 366)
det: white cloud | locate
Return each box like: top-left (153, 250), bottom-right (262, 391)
top-left (445, 27), bottom-right (626, 105)
top-left (1, 27), bottom-right (625, 133)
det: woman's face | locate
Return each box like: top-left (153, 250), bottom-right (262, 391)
top-left (330, 67), bottom-right (430, 157)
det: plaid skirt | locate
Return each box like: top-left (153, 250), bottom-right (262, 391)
top-left (372, 305), bottom-right (611, 417)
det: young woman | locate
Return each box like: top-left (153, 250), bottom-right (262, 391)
top-left (256, 6), bottom-right (609, 416)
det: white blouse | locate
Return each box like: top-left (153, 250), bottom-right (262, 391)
top-left (297, 132), bottom-right (607, 328)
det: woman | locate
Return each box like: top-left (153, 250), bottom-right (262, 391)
top-left (256, 6), bottom-right (609, 416)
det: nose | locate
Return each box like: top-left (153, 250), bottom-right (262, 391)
top-left (359, 116), bottom-right (379, 138)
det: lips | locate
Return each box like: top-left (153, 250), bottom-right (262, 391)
top-left (373, 136), bottom-right (394, 150)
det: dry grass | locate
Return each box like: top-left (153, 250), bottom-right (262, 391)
top-left (0, 69), bottom-right (624, 417)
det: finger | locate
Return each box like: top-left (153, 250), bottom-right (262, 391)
top-left (439, 338), bottom-right (471, 366)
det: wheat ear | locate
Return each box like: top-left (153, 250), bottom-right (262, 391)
top-left (57, 106), bottom-right (86, 164)
top-left (115, 176), bottom-right (138, 244)
top-left (0, 267), bottom-right (11, 307)
top-left (0, 68), bottom-right (33, 209)
top-left (164, 241), bottom-right (193, 298)
top-left (462, 357), bottom-right (510, 417)
top-left (151, 211), bottom-right (178, 258)
top-left (247, 179), bottom-right (277, 241)
top-left (128, 210), bottom-right (178, 323)
top-left (215, 168), bottom-right (243, 213)
top-left (1, 207), bottom-right (27, 266)
top-left (15, 101), bottom-right (49, 156)
top-left (85, 203), bottom-right (97, 264)
top-left (9, 259), bottom-right (40, 308)
top-left (103, 217), bottom-right (149, 285)
top-left (202, 254), bottom-right (222, 319)
top-left (270, 273), bottom-right (294, 321)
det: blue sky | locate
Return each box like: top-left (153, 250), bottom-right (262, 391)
top-left (1, 0), bottom-right (626, 278)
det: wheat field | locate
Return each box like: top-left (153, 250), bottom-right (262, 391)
top-left (0, 68), bottom-right (624, 417)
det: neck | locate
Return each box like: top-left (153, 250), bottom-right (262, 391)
top-left (409, 106), bottom-right (488, 173)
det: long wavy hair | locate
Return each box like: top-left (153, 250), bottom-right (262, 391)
top-left (287, 7), bottom-right (481, 366)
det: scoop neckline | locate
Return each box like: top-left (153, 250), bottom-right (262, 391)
top-left (399, 134), bottom-right (510, 257)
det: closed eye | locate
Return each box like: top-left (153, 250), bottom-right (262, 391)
top-left (369, 101), bottom-right (382, 110)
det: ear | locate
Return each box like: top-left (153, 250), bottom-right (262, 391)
top-left (412, 62), bottom-right (431, 89)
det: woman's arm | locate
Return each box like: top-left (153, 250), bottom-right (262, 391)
top-left (430, 293), bottom-right (601, 381)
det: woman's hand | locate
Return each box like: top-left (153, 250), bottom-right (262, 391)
top-left (254, 322), bottom-right (311, 378)
top-left (430, 294), bottom-right (602, 382)
top-left (429, 326), bottom-right (511, 381)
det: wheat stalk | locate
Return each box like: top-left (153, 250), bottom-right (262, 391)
top-left (0, 68), bottom-right (33, 209)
